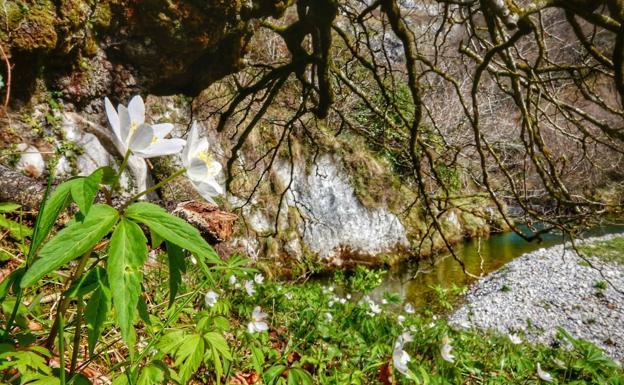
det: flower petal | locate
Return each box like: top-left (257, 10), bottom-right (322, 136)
top-left (104, 97), bottom-right (121, 141)
top-left (127, 95), bottom-right (145, 125)
top-left (118, 105), bottom-right (131, 144)
top-left (128, 124), bottom-right (154, 151)
top-left (187, 158), bottom-right (209, 181)
top-left (152, 123), bottom-right (174, 139)
top-left (134, 138), bottom-right (186, 158)
top-left (182, 122), bottom-right (200, 166)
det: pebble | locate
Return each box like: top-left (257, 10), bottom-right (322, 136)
top-left (449, 234), bottom-right (624, 363)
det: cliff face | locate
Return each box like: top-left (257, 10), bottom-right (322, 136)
top-left (1, 0), bottom-right (290, 103)
top-left (0, 0), bottom-right (503, 270)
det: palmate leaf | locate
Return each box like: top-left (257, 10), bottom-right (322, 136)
top-left (107, 218), bottom-right (148, 348)
top-left (175, 333), bottom-right (205, 384)
top-left (21, 204), bottom-right (118, 288)
top-left (84, 268), bottom-right (111, 355)
top-left (70, 169), bottom-right (104, 214)
top-left (125, 202), bottom-right (220, 264)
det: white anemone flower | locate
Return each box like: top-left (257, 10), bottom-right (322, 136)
top-left (248, 306), bottom-right (269, 333)
top-left (441, 335), bottom-right (456, 363)
top-left (244, 280), bottom-right (256, 296)
top-left (397, 315), bottom-right (406, 325)
top-left (393, 332), bottom-right (413, 375)
top-left (229, 275), bottom-right (237, 285)
top-left (537, 363), bottom-right (553, 382)
top-left (404, 303), bottom-right (415, 314)
top-left (508, 333), bottom-right (522, 345)
top-left (104, 96), bottom-right (185, 158)
top-left (204, 290), bottom-right (218, 308)
top-left (254, 273), bottom-right (264, 284)
top-left (181, 122), bottom-right (224, 204)
top-left (324, 312), bottom-right (333, 322)
top-left (368, 301), bottom-right (382, 316)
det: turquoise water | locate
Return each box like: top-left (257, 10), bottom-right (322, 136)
top-left (370, 224), bottom-right (624, 311)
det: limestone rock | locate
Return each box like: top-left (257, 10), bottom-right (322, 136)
top-left (15, 144), bottom-right (45, 178)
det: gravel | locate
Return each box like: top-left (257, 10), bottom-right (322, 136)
top-left (449, 233), bottom-right (624, 363)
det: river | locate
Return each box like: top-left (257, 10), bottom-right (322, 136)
top-left (367, 223), bottom-right (624, 312)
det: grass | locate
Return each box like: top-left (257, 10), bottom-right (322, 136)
top-left (578, 236), bottom-right (624, 265)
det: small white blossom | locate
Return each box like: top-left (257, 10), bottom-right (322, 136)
top-left (284, 292), bottom-right (293, 300)
top-left (381, 299), bottom-right (388, 305)
top-left (441, 335), bottom-right (455, 363)
top-left (204, 290), bottom-right (218, 308)
top-left (368, 301), bottom-right (382, 316)
top-left (537, 363), bottom-right (553, 382)
top-left (324, 312), bottom-right (333, 321)
top-left (254, 273), bottom-right (264, 284)
top-left (404, 303), bottom-right (415, 314)
top-left (346, 294), bottom-right (352, 300)
top-left (508, 333), bottom-right (522, 345)
top-left (229, 275), bottom-right (237, 285)
top-left (328, 301), bottom-right (335, 307)
top-left (181, 122), bottom-right (224, 204)
top-left (247, 306), bottom-right (269, 333)
top-left (244, 280), bottom-right (255, 296)
top-left (235, 283), bottom-right (241, 290)
top-left (393, 332), bottom-right (413, 375)
top-left (398, 315), bottom-right (406, 325)
top-left (339, 297), bottom-right (347, 304)
top-left (105, 96), bottom-right (185, 158)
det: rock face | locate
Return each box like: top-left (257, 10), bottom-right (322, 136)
top-left (273, 154), bottom-right (410, 265)
top-left (1, 0), bottom-right (291, 102)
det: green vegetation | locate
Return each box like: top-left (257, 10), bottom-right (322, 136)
top-left (578, 237), bottom-right (624, 265)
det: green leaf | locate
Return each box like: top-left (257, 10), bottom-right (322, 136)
top-left (137, 296), bottom-right (152, 327)
top-left (0, 215), bottom-right (32, 240)
top-left (125, 202), bottom-right (220, 264)
top-left (0, 202), bottom-right (21, 213)
top-left (0, 267), bottom-right (25, 303)
top-left (251, 344), bottom-right (265, 375)
top-left (84, 269), bottom-right (111, 355)
top-left (107, 218), bottom-right (147, 348)
top-left (21, 204), bottom-right (118, 288)
top-left (96, 166), bottom-right (117, 185)
top-left (288, 368), bottom-right (312, 385)
top-left (205, 332), bottom-right (231, 360)
top-left (137, 362), bottom-right (166, 385)
top-left (70, 170), bottom-right (104, 214)
top-left (263, 365), bottom-right (287, 385)
top-left (31, 180), bottom-right (74, 253)
top-left (175, 333), bottom-right (205, 384)
top-left (66, 266), bottom-right (106, 298)
top-left (166, 241), bottom-right (186, 308)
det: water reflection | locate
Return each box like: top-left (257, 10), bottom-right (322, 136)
top-left (371, 224), bottom-right (623, 311)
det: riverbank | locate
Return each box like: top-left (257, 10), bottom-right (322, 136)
top-left (449, 233), bottom-right (624, 363)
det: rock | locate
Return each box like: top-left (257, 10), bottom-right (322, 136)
top-left (173, 201), bottom-right (238, 245)
top-left (0, 165), bottom-right (45, 210)
top-left (15, 144), bottom-right (45, 178)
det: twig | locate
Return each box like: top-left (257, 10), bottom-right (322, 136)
top-left (0, 41), bottom-right (11, 116)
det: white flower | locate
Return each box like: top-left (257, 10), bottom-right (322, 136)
top-left (404, 303), bottom-right (415, 314)
top-left (328, 301), bottom-right (335, 307)
top-left (204, 290), bottom-right (218, 308)
top-left (234, 283), bottom-right (241, 290)
top-left (339, 297), bottom-right (347, 305)
top-left (346, 294), bottom-right (352, 300)
top-left (190, 255), bottom-right (197, 265)
top-left (324, 312), bottom-right (333, 321)
top-left (441, 335), bottom-right (455, 363)
top-left (247, 306), bottom-right (269, 333)
top-left (104, 96), bottom-right (185, 158)
top-left (393, 332), bottom-right (413, 375)
top-left (508, 333), bottom-right (522, 345)
top-left (244, 280), bottom-right (255, 296)
top-left (16, 144), bottom-right (45, 178)
top-left (368, 301), bottom-right (382, 315)
top-left (229, 275), bottom-right (237, 285)
top-left (284, 292), bottom-right (293, 300)
top-left (181, 122), bottom-right (224, 204)
top-left (397, 315), bottom-right (406, 325)
top-left (254, 273), bottom-right (264, 284)
top-left (537, 363), bottom-right (553, 382)
top-left (381, 299), bottom-right (388, 305)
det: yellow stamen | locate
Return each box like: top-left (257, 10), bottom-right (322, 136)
top-left (198, 150), bottom-right (219, 177)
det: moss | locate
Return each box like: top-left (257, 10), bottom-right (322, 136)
top-left (7, 1), bottom-right (58, 52)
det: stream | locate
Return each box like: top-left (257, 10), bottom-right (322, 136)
top-left (367, 223), bottom-right (624, 312)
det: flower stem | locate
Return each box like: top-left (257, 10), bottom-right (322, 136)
top-left (111, 149), bottom-right (132, 192)
top-left (119, 168), bottom-right (186, 211)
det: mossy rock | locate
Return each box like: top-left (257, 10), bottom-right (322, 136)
top-left (7, 1), bottom-right (58, 52)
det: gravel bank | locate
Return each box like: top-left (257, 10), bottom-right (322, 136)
top-left (449, 234), bottom-right (624, 363)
